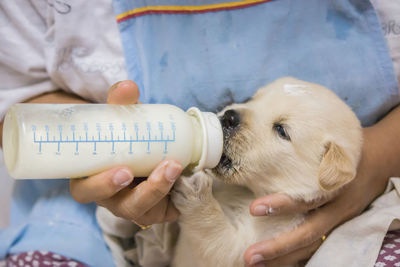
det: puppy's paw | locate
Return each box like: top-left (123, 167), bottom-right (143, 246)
top-left (172, 172), bottom-right (213, 211)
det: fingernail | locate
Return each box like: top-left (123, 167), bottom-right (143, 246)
top-left (254, 205), bottom-right (268, 216)
top-left (250, 254), bottom-right (264, 265)
top-left (113, 169), bottom-right (133, 187)
top-left (268, 206), bottom-right (277, 215)
top-left (109, 81), bottom-right (122, 92)
top-left (164, 162), bottom-right (182, 183)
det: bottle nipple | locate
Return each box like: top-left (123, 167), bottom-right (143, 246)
top-left (186, 107), bottom-right (224, 171)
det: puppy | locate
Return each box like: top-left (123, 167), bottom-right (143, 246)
top-left (171, 77), bottom-right (362, 267)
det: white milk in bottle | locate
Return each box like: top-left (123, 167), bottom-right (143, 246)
top-left (2, 104), bottom-right (223, 179)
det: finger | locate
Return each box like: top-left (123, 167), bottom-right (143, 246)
top-left (244, 206), bottom-right (337, 265)
top-left (100, 160), bottom-right (182, 221)
top-left (260, 239), bottom-right (322, 267)
top-left (70, 167), bottom-right (134, 203)
top-left (249, 193), bottom-right (328, 216)
top-left (107, 80), bottom-right (140, 105)
top-left (134, 198), bottom-right (180, 225)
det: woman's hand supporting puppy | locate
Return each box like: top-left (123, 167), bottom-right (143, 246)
top-left (244, 104), bottom-right (400, 267)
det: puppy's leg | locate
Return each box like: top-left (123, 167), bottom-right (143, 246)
top-left (172, 172), bottom-right (246, 267)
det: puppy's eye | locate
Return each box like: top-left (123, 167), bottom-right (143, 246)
top-left (273, 123), bottom-right (290, 141)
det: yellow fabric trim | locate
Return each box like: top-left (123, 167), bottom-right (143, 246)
top-left (116, 0), bottom-right (268, 20)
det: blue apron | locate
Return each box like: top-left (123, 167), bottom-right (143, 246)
top-left (1, 1), bottom-right (398, 267)
top-left (114, 0), bottom-right (399, 126)
top-left (0, 179), bottom-right (115, 267)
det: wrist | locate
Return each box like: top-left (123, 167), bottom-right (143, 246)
top-left (358, 125), bottom-right (397, 195)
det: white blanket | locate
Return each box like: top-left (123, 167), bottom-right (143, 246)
top-left (307, 177), bottom-right (400, 267)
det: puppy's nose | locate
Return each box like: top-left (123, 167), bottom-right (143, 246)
top-left (220, 109), bottom-right (241, 130)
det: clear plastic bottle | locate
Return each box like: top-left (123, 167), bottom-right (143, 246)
top-left (2, 103), bottom-right (223, 179)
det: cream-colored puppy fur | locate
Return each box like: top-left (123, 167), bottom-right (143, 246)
top-left (171, 77), bottom-right (362, 267)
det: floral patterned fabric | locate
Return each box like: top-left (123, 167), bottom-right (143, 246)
top-left (0, 251), bottom-right (87, 267)
top-left (375, 230), bottom-right (400, 267)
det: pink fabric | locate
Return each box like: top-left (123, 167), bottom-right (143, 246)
top-left (375, 230), bottom-right (400, 267)
top-left (3, 251), bottom-right (87, 267)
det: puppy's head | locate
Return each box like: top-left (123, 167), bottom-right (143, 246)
top-left (212, 77), bottom-right (362, 201)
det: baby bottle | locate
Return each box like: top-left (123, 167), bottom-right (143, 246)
top-left (2, 103), bottom-right (223, 179)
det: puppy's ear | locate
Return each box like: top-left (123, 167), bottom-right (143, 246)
top-left (318, 141), bottom-right (356, 191)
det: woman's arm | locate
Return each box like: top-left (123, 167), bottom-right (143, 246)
top-left (245, 104), bottom-right (400, 266)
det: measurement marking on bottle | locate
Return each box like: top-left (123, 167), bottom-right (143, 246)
top-left (39, 136), bottom-right (42, 153)
top-left (93, 136), bottom-right (97, 155)
top-left (146, 122), bottom-right (151, 154)
top-left (84, 123), bottom-right (88, 141)
top-left (31, 121), bottom-right (176, 155)
top-left (45, 125), bottom-right (49, 141)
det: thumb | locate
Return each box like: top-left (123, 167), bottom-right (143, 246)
top-left (107, 80), bottom-right (140, 104)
